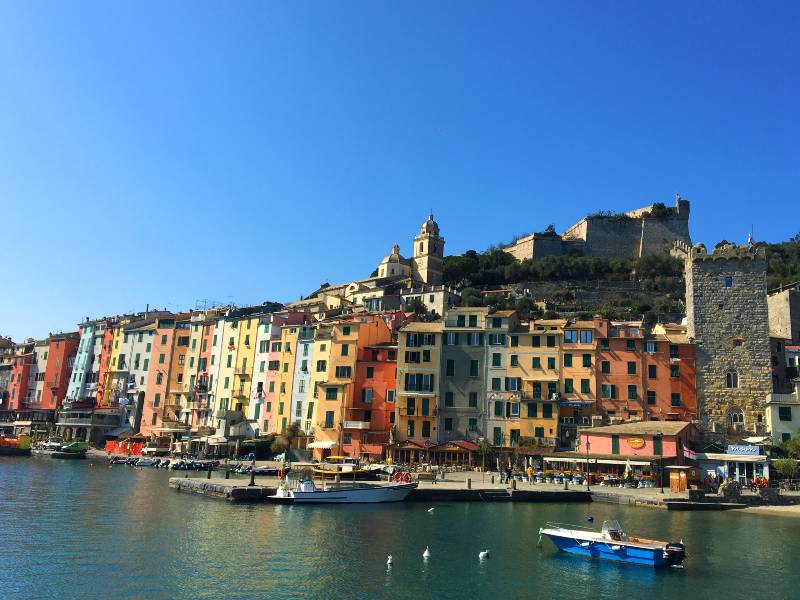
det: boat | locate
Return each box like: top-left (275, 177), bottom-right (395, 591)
top-left (0, 436), bottom-right (32, 456)
top-left (108, 457), bottom-right (129, 465)
top-left (41, 437), bottom-right (64, 451)
top-left (312, 456), bottom-right (380, 481)
top-left (538, 520), bottom-right (686, 567)
top-left (269, 478), bottom-right (417, 504)
top-left (52, 441), bottom-right (89, 459)
top-left (135, 458), bottom-right (161, 467)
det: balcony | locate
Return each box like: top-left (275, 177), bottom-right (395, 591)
top-left (85, 382), bottom-right (98, 391)
top-left (235, 367), bottom-right (251, 377)
top-left (343, 420), bottom-right (371, 430)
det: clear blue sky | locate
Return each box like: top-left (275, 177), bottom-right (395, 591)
top-left (1, 2), bottom-right (798, 341)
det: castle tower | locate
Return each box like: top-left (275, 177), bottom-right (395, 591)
top-left (413, 213), bottom-right (444, 285)
top-left (685, 243), bottom-right (772, 437)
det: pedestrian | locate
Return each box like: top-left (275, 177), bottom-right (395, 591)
top-left (505, 466), bottom-right (512, 485)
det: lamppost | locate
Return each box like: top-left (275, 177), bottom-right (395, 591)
top-left (585, 437), bottom-right (591, 492)
top-left (654, 432), bottom-right (664, 494)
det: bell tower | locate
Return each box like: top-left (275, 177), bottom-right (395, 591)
top-left (413, 213), bottom-right (444, 285)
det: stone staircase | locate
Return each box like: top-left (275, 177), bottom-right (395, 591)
top-left (479, 488), bottom-right (512, 502)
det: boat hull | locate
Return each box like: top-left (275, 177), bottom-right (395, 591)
top-left (272, 482), bottom-right (417, 504)
top-left (51, 451), bottom-right (87, 460)
top-left (542, 531), bottom-right (670, 567)
top-left (0, 447), bottom-right (31, 457)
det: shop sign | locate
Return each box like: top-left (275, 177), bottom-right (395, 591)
top-left (628, 437), bottom-right (645, 449)
top-left (727, 444), bottom-right (759, 456)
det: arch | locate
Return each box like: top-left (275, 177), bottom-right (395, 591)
top-left (725, 370), bottom-right (738, 389)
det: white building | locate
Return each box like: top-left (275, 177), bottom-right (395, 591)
top-left (766, 379), bottom-right (800, 445)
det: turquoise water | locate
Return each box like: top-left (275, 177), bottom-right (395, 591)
top-left (0, 456), bottom-right (797, 599)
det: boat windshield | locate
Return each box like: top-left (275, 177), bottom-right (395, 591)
top-left (601, 520), bottom-right (623, 538)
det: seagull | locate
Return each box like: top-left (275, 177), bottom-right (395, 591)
top-left (423, 546), bottom-right (431, 559)
top-left (428, 507), bottom-right (435, 513)
top-left (478, 549), bottom-right (490, 560)
top-left (386, 555), bottom-right (393, 566)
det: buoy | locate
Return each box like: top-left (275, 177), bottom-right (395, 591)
top-left (386, 555), bottom-right (393, 566)
top-left (478, 549), bottom-right (489, 560)
top-left (423, 546), bottom-right (431, 559)
top-left (586, 515), bottom-right (594, 523)
top-left (428, 507), bottom-right (435, 513)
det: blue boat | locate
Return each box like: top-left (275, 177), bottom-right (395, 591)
top-left (539, 520), bottom-right (685, 567)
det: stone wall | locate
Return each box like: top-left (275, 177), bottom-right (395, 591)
top-left (768, 286), bottom-right (800, 345)
top-left (685, 245), bottom-right (773, 435)
top-left (639, 214), bottom-right (692, 256)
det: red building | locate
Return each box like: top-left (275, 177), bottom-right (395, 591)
top-left (41, 333), bottom-right (79, 409)
top-left (595, 320), bottom-right (697, 422)
top-left (96, 321), bottom-right (116, 406)
top-left (7, 342), bottom-right (35, 410)
top-left (346, 341), bottom-right (398, 459)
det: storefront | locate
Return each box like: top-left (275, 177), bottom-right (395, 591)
top-left (696, 445), bottom-right (769, 484)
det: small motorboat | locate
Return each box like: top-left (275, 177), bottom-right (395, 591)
top-left (0, 436), bottom-right (32, 456)
top-left (52, 441), bottom-right (88, 459)
top-left (135, 458), bottom-right (161, 467)
top-left (538, 520), bottom-right (686, 568)
top-left (108, 457), bottom-right (129, 465)
top-left (251, 465), bottom-right (291, 477)
top-left (125, 457), bottom-right (139, 465)
top-left (269, 478), bottom-right (417, 504)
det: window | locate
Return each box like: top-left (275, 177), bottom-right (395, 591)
top-left (532, 336), bottom-right (541, 348)
top-left (492, 353), bottom-right (501, 367)
top-left (582, 354), bottom-right (591, 368)
top-left (444, 418), bottom-right (453, 431)
top-left (456, 315), bottom-right (465, 327)
top-left (645, 341), bottom-right (657, 354)
top-left (653, 435), bottom-right (663, 456)
top-left (626, 361), bottom-right (637, 375)
top-left (422, 421), bottom-right (431, 437)
top-left (342, 326), bottom-right (351, 336)
top-left (407, 420), bottom-right (415, 437)
top-left (725, 371), bottom-right (739, 388)
top-left (422, 350), bottom-right (431, 362)
top-left (580, 379), bottom-right (590, 394)
top-left (470, 360), bottom-right (479, 377)
top-left (579, 330), bottom-right (593, 344)
top-left (468, 418), bottom-right (477, 432)
top-left (670, 365), bottom-right (680, 378)
top-left (779, 406), bottom-right (793, 421)
top-left (159, 353), bottom-right (165, 365)
top-left (627, 340), bottom-right (636, 352)
top-left (405, 352), bottom-right (420, 364)
top-left (647, 391), bottom-right (656, 405)
top-left (505, 377), bottom-right (521, 391)
top-left (324, 411), bottom-right (334, 428)
top-left (335, 366), bottom-right (351, 378)
top-left (564, 330), bottom-right (578, 344)
top-left (564, 379), bottom-right (573, 393)
top-left (532, 357), bottom-right (541, 368)
top-left (494, 401), bottom-right (503, 417)
top-left (283, 363), bottom-right (289, 373)
top-left (547, 382), bottom-right (557, 397)
top-left (154, 393), bottom-right (161, 407)
top-left (492, 377), bottom-right (501, 391)
top-left (387, 390), bottom-right (395, 403)
top-left (669, 344), bottom-right (679, 358)
top-left (446, 360), bottom-right (455, 376)
top-left (325, 387), bottom-right (338, 400)
top-left (469, 315), bottom-right (478, 327)
top-left (467, 332), bottom-right (482, 346)
top-left (510, 355), bottom-right (518, 367)
top-left (648, 364), bottom-right (657, 379)
top-left (488, 333), bottom-right (506, 345)
top-left (542, 403), bottom-right (553, 419)
top-left (445, 392), bottom-right (454, 407)
top-left (468, 392), bottom-right (478, 407)
top-left (724, 276), bottom-right (733, 288)
top-left (611, 435), bottom-right (620, 455)
top-left (280, 382), bottom-right (286, 393)
top-left (491, 317), bottom-right (501, 328)
top-left (547, 357), bottom-right (555, 370)
top-left (268, 381), bottom-right (275, 393)
top-left (511, 336), bottom-right (519, 347)
top-left (151, 414), bottom-right (157, 426)
top-left (361, 388), bottom-right (373, 403)
top-left (564, 353), bottom-right (572, 367)
top-left (341, 344), bottom-right (349, 356)
top-left (627, 385), bottom-right (637, 400)
top-left (143, 358), bottom-right (149, 371)
top-left (534, 426), bottom-right (544, 438)
top-left (783, 432), bottom-right (792, 443)
top-left (444, 332), bottom-right (458, 346)
top-left (546, 336), bottom-right (555, 348)
top-left (527, 402), bottom-right (537, 418)
top-left (600, 339), bottom-right (609, 351)
top-left (671, 393), bottom-right (681, 407)
top-left (601, 384), bottom-right (616, 399)
top-left (366, 366), bottom-right (374, 379)
top-left (156, 373), bottom-right (163, 385)
top-left (601, 361), bottom-right (610, 374)
top-left (533, 382), bottom-right (541, 399)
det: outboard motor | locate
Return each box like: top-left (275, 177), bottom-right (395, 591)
top-left (664, 541), bottom-right (686, 566)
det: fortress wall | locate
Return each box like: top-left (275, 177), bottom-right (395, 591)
top-left (531, 236), bottom-right (565, 260)
top-left (504, 234), bottom-right (535, 261)
top-left (639, 216), bottom-right (691, 256)
top-left (581, 217), bottom-right (643, 260)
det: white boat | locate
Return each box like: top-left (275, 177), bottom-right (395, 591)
top-left (269, 478), bottom-right (417, 504)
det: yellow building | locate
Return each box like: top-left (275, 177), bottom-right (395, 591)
top-left (558, 319), bottom-right (598, 447)
top-left (102, 320), bottom-right (130, 405)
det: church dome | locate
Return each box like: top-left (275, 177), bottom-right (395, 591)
top-left (420, 213), bottom-right (439, 236)
top-left (379, 244), bottom-right (403, 266)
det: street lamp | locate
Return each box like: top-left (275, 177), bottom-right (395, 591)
top-left (586, 438), bottom-right (591, 491)
top-left (654, 432), bottom-right (664, 494)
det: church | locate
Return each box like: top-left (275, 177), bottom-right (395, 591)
top-left (289, 213), bottom-right (459, 316)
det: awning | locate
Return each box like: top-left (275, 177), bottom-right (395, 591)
top-left (193, 435), bottom-right (228, 444)
top-left (307, 440), bottom-right (338, 449)
top-left (696, 452), bottom-right (767, 463)
top-left (550, 457), bottom-right (651, 467)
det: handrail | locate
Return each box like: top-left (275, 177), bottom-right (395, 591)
top-left (543, 521), bottom-right (597, 532)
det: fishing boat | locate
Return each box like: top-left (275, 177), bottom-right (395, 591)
top-left (312, 456), bottom-right (380, 481)
top-left (52, 441), bottom-right (89, 459)
top-left (0, 436), bottom-right (32, 456)
top-left (269, 478), bottom-right (417, 504)
top-left (538, 520), bottom-right (686, 567)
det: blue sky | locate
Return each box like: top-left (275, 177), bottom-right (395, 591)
top-left (1, 2), bottom-right (798, 341)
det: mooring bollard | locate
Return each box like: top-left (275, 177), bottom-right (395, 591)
top-left (491, 475), bottom-right (495, 485)
top-left (225, 469), bottom-right (230, 480)
top-left (467, 477), bottom-right (472, 489)
top-left (207, 466), bottom-right (212, 480)
top-left (512, 478), bottom-right (517, 491)
top-left (185, 472), bottom-right (188, 479)
top-left (249, 470), bottom-right (256, 487)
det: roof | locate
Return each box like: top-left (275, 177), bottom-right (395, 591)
top-left (430, 440), bottom-right (479, 451)
top-left (489, 310), bottom-right (516, 317)
top-left (581, 421), bottom-right (692, 436)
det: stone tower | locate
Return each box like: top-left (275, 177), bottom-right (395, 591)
top-left (413, 213), bottom-right (444, 285)
top-left (685, 243), bottom-right (772, 437)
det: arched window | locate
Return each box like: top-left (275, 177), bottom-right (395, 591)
top-left (728, 408), bottom-right (744, 427)
top-left (725, 371), bottom-right (738, 388)
top-left (419, 242), bottom-right (424, 253)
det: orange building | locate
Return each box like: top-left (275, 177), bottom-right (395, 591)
top-left (348, 340), bottom-right (397, 459)
top-left (40, 333), bottom-right (79, 409)
top-left (139, 315), bottom-right (177, 437)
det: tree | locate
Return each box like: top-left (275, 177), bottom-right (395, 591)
top-left (477, 439), bottom-right (493, 474)
top-left (781, 436), bottom-right (800, 460)
top-left (270, 435), bottom-right (289, 455)
top-left (772, 458), bottom-right (798, 480)
top-left (405, 297), bottom-right (428, 316)
top-left (285, 421), bottom-right (302, 448)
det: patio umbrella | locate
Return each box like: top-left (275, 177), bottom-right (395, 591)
top-left (623, 458), bottom-right (632, 479)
